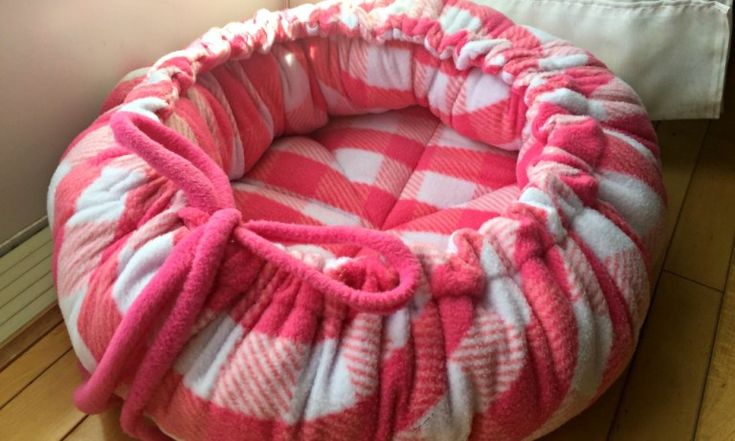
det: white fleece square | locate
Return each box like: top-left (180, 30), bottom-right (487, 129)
top-left (416, 172), bottom-right (477, 208)
top-left (335, 148), bottom-right (384, 184)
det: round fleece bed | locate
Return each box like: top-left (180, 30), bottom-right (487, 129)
top-left (48, 0), bottom-right (665, 440)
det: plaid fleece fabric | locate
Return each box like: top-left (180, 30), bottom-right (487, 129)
top-left (48, 0), bottom-right (664, 440)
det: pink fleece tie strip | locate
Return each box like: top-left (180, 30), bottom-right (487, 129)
top-left (72, 111), bottom-right (421, 440)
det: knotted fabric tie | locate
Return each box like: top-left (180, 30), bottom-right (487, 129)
top-left (73, 111), bottom-right (421, 440)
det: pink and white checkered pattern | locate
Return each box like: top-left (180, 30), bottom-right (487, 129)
top-left (229, 106), bottom-right (518, 250)
top-left (48, 1), bottom-right (664, 440)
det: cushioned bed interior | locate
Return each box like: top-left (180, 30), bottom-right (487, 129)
top-left (165, 36), bottom-right (522, 249)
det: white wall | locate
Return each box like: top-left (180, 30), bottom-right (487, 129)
top-left (0, 0), bottom-right (284, 245)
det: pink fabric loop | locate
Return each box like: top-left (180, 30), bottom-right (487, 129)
top-left (180, 206), bottom-right (422, 314)
top-left (80, 111), bottom-right (423, 439)
top-left (110, 111), bottom-right (420, 315)
top-left (111, 111), bottom-right (420, 313)
top-left (110, 112), bottom-right (234, 212)
top-left (234, 221), bottom-right (420, 313)
top-left (179, 208), bottom-right (420, 314)
top-left (119, 208), bottom-right (242, 440)
top-left (75, 208), bottom-right (243, 440)
top-left (73, 228), bottom-right (204, 413)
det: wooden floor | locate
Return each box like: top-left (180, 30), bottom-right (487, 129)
top-left (1, 94), bottom-right (735, 441)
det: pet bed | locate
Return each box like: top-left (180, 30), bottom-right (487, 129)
top-left (48, 0), bottom-right (665, 439)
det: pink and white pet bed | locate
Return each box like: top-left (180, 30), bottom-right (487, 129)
top-left (48, 0), bottom-right (665, 439)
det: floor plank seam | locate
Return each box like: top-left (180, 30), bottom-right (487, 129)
top-left (660, 120), bottom-right (710, 277)
top-left (0, 310), bottom-right (63, 368)
top-left (691, 238), bottom-right (735, 440)
top-left (649, 122), bottom-right (708, 289)
top-left (661, 270), bottom-right (725, 294)
top-left (689, 291), bottom-right (726, 441)
top-left (604, 262), bottom-right (675, 438)
top-left (604, 367), bottom-right (634, 441)
top-left (61, 414), bottom-right (89, 440)
top-left (0, 347), bottom-right (72, 412)
top-left (0, 308), bottom-right (64, 371)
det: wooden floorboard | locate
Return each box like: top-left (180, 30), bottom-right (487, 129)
top-left (609, 272), bottom-right (722, 441)
top-left (0, 305), bottom-right (64, 370)
top-left (63, 405), bottom-right (134, 441)
top-left (0, 323), bottom-right (71, 408)
top-left (695, 248), bottom-right (735, 440)
top-left (664, 130), bottom-right (735, 290)
top-left (0, 351), bottom-right (85, 441)
top-left (651, 120), bottom-right (709, 277)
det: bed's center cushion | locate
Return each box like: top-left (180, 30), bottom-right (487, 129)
top-left (232, 106), bottom-right (519, 249)
top-left (161, 35), bottom-right (526, 248)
